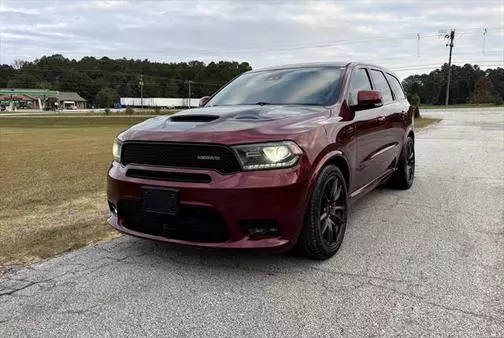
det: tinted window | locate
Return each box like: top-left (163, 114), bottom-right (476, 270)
top-left (348, 68), bottom-right (372, 106)
top-left (207, 67), bottom-right (343, 106)
top-left (369, 69), bottom-right (393, 103)
top-left (386, 73), bottom-right (405, 100)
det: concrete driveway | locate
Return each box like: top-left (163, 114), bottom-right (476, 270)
top-left (1, 108), bottom-right (503, 336)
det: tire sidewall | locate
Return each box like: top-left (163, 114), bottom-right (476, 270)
top-left (305, 165), bottom-right (348, 256)
top-left (401, 137), bottom-right (415, 187)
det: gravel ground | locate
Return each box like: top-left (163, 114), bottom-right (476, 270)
top-left (0, 108), bottom-right (503, 336)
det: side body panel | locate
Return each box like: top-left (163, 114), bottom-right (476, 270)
top-left (327, 63), bottom-right (413, 199)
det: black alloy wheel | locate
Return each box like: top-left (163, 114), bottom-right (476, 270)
top-left (297, 165), bottom-right (348, 260)
top-left (319, 176), bottom-right (347, 245)
top-left (389, 136), bottom-right (415, 190)
top-left (405, 139), bottom-right (415, 182)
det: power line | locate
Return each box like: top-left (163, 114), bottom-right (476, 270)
top-left (4, 25), bottom-right (502, 74)
top-left (4, 26), bottom-right (502, 59)
top-left (12, 57), bottom-right (502, 74)
top-left (391, 60), bottom-right (503, 70)
top-left (186, 26), bottom-right (503, 54)
top-left (391, 64), bottom-right (502, 72)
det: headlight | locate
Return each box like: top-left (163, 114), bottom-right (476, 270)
top-left (112, 139), bottom-right (122, 163)
top-left (233, 141), bottom-right (302, 170)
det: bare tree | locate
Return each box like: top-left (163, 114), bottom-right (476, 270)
top-left (12, 59), bottom-right (27, 70)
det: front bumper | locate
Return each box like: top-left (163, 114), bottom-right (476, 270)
top-left (107, 161), bottom-right (311, 250)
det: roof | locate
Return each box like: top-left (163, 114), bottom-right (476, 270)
top-left (249, 62), bottom-right (397, 77)
top-left (58, 92), bottom-right (87, 102)
top-left (0, 89), bottom-right (59, 98)
top-left (251, 62), bottom-right (350, 73)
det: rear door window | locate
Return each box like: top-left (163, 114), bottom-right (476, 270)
top-left (348, 68), bottom-right (372, 106)
top-left (369, 69), bottom-right (393, 104)
top-left (386, 73), bottom-right (406, 100)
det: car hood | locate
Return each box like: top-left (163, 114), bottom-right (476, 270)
top-left (120, 105), bottom-right (331, 144)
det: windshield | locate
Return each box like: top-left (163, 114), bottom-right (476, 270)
top-left (207, 67), bottom-right (343, 106)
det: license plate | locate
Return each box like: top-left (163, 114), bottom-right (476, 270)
top-left (142, 187), bottom-right (179, 215)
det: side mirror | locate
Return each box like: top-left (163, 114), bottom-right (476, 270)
top-left (199, 96), bottom-right (211, 107)
top-left (353, 90), bottom-right (383, 110)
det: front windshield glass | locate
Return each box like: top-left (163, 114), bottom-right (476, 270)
top-left (207, 67), bottom-right (343, 106)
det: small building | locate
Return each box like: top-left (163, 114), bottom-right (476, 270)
top-left (58, 92), bottom-right (87, 110)
top-left (0, 89), bottom-right (58, 111)
top-left (120, 97), bottom-right (200, 108)
top-left (0, 89), bottom-right (87, 111)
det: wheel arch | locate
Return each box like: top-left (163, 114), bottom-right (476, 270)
top-left (308, 150), bottom-right (351, 194)
top-left (324, 155), bottom-right (350, 190)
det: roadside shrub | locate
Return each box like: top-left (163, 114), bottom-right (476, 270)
top-left (407, 93), bottom-right (421, 118)
top-left (125, 107), bottom-right (135, 115)
top-left (495, 96), bottom-right (503, 106)
top-left (154, 106), bottom-right (161, 114)
top-left (104, 108), bottom-right (110, 115)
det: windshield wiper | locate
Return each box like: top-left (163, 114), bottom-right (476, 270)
top-left (254, 102), bottom-right (271, 106)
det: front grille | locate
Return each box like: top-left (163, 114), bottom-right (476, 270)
top-left (118, 199), bottom-right (229, 242)
top-left (126, 169), bottom-right (211, 183)
top-left (121, 142), bottom-right (241, 174)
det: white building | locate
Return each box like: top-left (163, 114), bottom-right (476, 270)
top-left (120, 97), bottom-right (201, 108)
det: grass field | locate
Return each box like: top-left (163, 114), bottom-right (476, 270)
top-left (0, 116), bottom-right (151, 268)
top-left (414, 117), bottom-right (441, 129)
top-left (0, 115), bottom-right (440, 269)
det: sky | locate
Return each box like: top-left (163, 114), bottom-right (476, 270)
top-left (0, 0), bottom-right (503, 79)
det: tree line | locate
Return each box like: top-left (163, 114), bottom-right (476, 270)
top-left (1, 55), bottom-right (502, 107)
top-left (0, 54), bottom-right (252, 107)
top-left (402, 63), bottom-right (504, 105)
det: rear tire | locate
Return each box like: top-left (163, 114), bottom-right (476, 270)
top-left (297, 165), bottom-right (348, 260)
top-left (389, 136), bottom-right (415, 190)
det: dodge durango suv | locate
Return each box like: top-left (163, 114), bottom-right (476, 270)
top-left (107, 62), bottom-right (415, 260)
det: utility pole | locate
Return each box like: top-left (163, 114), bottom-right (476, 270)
top-left (185, 80), bottom-right (194, 108)
top-left (482, 28), bottom-right (487, 54)
top-left (444, 29), bottom-right (455, 106)
top-left (416, 33), bottom-right (420, 57)
top-left (139, 75), bottom-right (144, 109)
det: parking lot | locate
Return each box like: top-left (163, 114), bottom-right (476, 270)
top-left (0, 108), bottom-right (503, 336)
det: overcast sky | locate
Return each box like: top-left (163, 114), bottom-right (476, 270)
top-left (0, 0), bottom-right (503, 79)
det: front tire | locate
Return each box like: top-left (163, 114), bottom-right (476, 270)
top-left (297, 165), bottom-right (348, 260)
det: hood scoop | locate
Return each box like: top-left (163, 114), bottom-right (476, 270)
top-left (233, 110), bottom-right (273, 120)
top-left (170, 115), bottom-right (219, 122)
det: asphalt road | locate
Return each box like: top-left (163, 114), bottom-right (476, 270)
top-left (1, 108), bottom-right (503, 336)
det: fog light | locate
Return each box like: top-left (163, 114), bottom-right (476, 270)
top-left (240, 220), bottom-right (280, 237)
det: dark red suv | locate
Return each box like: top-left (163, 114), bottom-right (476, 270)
top-left (107, 62), bottom-right (414, 260)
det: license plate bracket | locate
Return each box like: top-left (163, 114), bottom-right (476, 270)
top-left (142, 187), bottom-right (179, 215)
